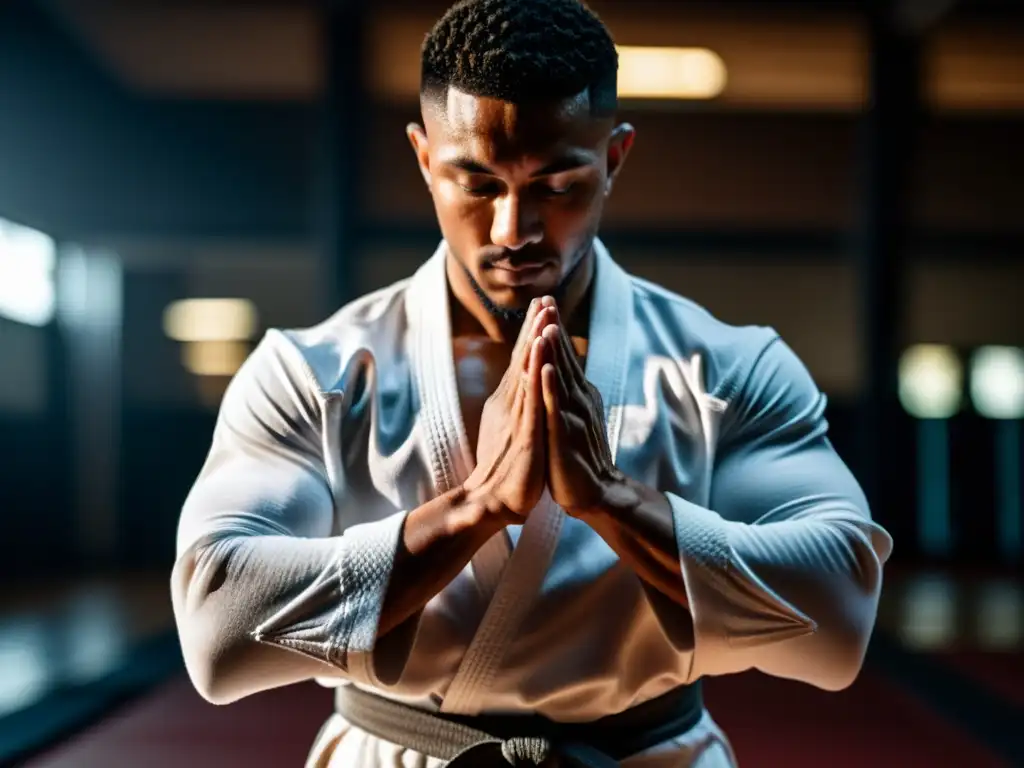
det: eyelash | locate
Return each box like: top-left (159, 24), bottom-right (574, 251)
top-left (458, 182), bottom-right (575, 198)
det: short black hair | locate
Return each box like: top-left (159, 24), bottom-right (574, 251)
top-left (420, 0), bottom-right (619, 117)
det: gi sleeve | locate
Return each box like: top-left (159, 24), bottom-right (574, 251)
top-left (669, 335), bottom-right (893, 691)
top-left (170, 331), bottom-right (407, 705)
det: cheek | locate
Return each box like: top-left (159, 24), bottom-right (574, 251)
top-left (544, 186), bottom-right (605, 241)
top-left (431, 183), bottom-right (491, 244)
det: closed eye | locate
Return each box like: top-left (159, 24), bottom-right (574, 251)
top-left (539, 181), bottom-right (575, 196)
top-left (457, 175), bottom-right (501, 196)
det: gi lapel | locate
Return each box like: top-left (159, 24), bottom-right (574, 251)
top-left (584, 238), bottom-right (634, 464)
top-left (407, 244), bottom-right (512, 605)
top-left (406, 242), bottom-right (475, 494)
top-left (438, 239), bottom-right (636, 715)
top-left (539, 239), bottom-right (636, 595)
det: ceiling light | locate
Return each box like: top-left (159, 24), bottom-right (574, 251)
top-left (163, 298), bottom-right (257, 342)
top-left (616, 46), bottom-right (727, 100)
top-left (899, 344), bottom-right (963, 419)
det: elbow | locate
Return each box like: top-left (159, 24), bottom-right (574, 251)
top-left (802, 538), bottom-right (887, 692)
top-left (180, 636), bottom-right (237, 706)
top-left (187, 658), bottom-right (243, 707)
top-left (171, 542), bottom-right (245, 706)
top-left (811, 641), bottom-right (866, 692)
top-left (806, 603), bottom-right (877, 692)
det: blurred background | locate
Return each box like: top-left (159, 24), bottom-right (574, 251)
top-left (0, 0), bottom-right (1021, 765)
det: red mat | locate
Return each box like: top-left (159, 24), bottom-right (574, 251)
top-left (25, 671), bottom-right (1009, 768)
top-left (24, 679), bottom-right (333, 768)
top-left (704, 670), bottom-right (1010, 768)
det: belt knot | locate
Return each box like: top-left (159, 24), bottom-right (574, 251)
top-left (500, 735), bottom-right (553, 765)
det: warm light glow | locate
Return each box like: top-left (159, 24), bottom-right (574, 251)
top-left (0, 217), bottom-right (56, 327)
top-left (970, 346), bottom-right (1024, 420)
top-left (182, 340), bottom-right (250, 377)
top-left (899, 345), bottom-right (963, 419)
top-left (616, 46), bottom-right (727, 100)
top-left (163, 298), bottom-right (257, 342)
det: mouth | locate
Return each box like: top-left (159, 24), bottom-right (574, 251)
top-left (488, 260), bottom-right (553, 287)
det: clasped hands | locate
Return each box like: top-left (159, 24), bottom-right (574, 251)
top-left (464, 296), bottom-right (626, 523)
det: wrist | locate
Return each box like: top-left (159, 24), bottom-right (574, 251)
top-left (565, 474), bottom-right (630, 520)
top-left (459, 478), bottom-right (515, 530)
top-left (570, 474), bottom-right (659, 521)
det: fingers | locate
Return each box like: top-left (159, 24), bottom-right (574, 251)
top-left (541, 312), bottom-right (586, 386)
top-left (522, 336), bottom-right (547, 441)
top-left (510, 304), bottom-right (539, 374)
top-left (505, 313), bottom-right (548, 385)
top-left (511, 302), bottom-right (557, 376)
top-left (541, 324), bottom-right (575, 403)
top-left (541, 363), bottom-right (560, 436)
top-left (538, 312), bottom-right (613, 470)
top-left (515, 297), bottom-right (543, 346)
top-left (553, 309), bottom-right (585, 381)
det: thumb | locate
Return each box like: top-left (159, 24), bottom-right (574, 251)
top-left (541, 363), bottom-right (559, 439)
top-left (522, 338), bottom-right (545, 443)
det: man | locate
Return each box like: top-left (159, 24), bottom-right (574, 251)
top-left (171, 0), bottom-right (894, 765)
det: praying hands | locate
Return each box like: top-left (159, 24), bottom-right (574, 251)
top-left (465, 295), bottom-right (627, 519)
top-left (464, 295), bottom-right (690, 608)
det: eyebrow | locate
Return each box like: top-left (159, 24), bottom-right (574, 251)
top-left (443, 151), bottom-right (597, 177)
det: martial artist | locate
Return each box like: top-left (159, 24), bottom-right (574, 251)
top-left (171, 0), bottom-right (894, 765)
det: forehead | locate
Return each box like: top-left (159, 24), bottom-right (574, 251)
top-left (426, 87), bottom-right (609, 165)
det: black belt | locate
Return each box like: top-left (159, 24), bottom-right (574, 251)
top-left (334, 681), bottom-right (704, 766)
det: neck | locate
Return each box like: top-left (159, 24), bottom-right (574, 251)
top-left (447, 244), bottom-right (597, 343)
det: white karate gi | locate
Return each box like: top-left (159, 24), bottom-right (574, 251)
top-left (171, 240), bottom-right (894, 767)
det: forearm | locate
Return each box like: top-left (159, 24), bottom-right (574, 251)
top-left (379, 484), bottom-right (510, 637)
top-left (578, 478), bottom-right (888, 691)
top-left (664, 493), bottom-right (887, 690)
top-left (172, 486), bottom-right (507, 704)
top-left (172, 533), bottom-right (354, 704)
top-left (575, 477), bottom-right (689, 609)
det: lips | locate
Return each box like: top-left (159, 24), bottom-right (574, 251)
top-left (489, 261), bottom-right (552, 286)
top-left (491, 260), bottom-right (549, 272)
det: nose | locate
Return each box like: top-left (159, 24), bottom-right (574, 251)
top-left (490, 194), bottom-right (543, 251)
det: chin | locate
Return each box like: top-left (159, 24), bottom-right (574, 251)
top-left (491, 284), bottom-right (552, 308)
top-left (485, 288), bottom-right (535, 311)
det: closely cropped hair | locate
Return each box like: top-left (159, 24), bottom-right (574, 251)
top-left (421, 0), bottom-right (618, 116)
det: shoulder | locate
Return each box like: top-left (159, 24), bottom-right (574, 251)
top-left (625, 273), bottom-right (823, 436)
top-left (219, 276), bottom-right (411, 433)
top-left (263, 276), bottom-right (413, 397)
top-left (626, 274), bottom-right (781, 399)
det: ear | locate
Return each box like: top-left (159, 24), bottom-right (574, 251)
top-left (406, 123), bottom-right (432, 188)
top-left (604, 123), bottom-right (636, 197)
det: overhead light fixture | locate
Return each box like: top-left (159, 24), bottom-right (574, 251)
top-left (898, 344), bottom-right (963, 420)
top-left (970, 346), bottom-right (1024, 420)
top-left (969, 346), bottom-right (1024, 564)
top-left (163, 298), bottom-right (257, 343)
top-left (616, 46), bottom-right (727, 100)
top-left (899, 344), bottom-right (963, 559)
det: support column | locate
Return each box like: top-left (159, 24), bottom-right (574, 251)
top-left (853, 1), bottom-right (923, 533)
top-left (56, 246), bottom-right (124, 570)
top-left (317, 0), bottom-right (368, 314)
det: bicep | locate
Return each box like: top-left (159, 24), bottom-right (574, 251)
top-left (709, 335), bottom-right (870, 527)
top-left (176, 333), bottom-right (336, 556)
top-left (178, 446), bottom-right (334, 557)
top-left (709, 431), bottom-right (870, 528)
